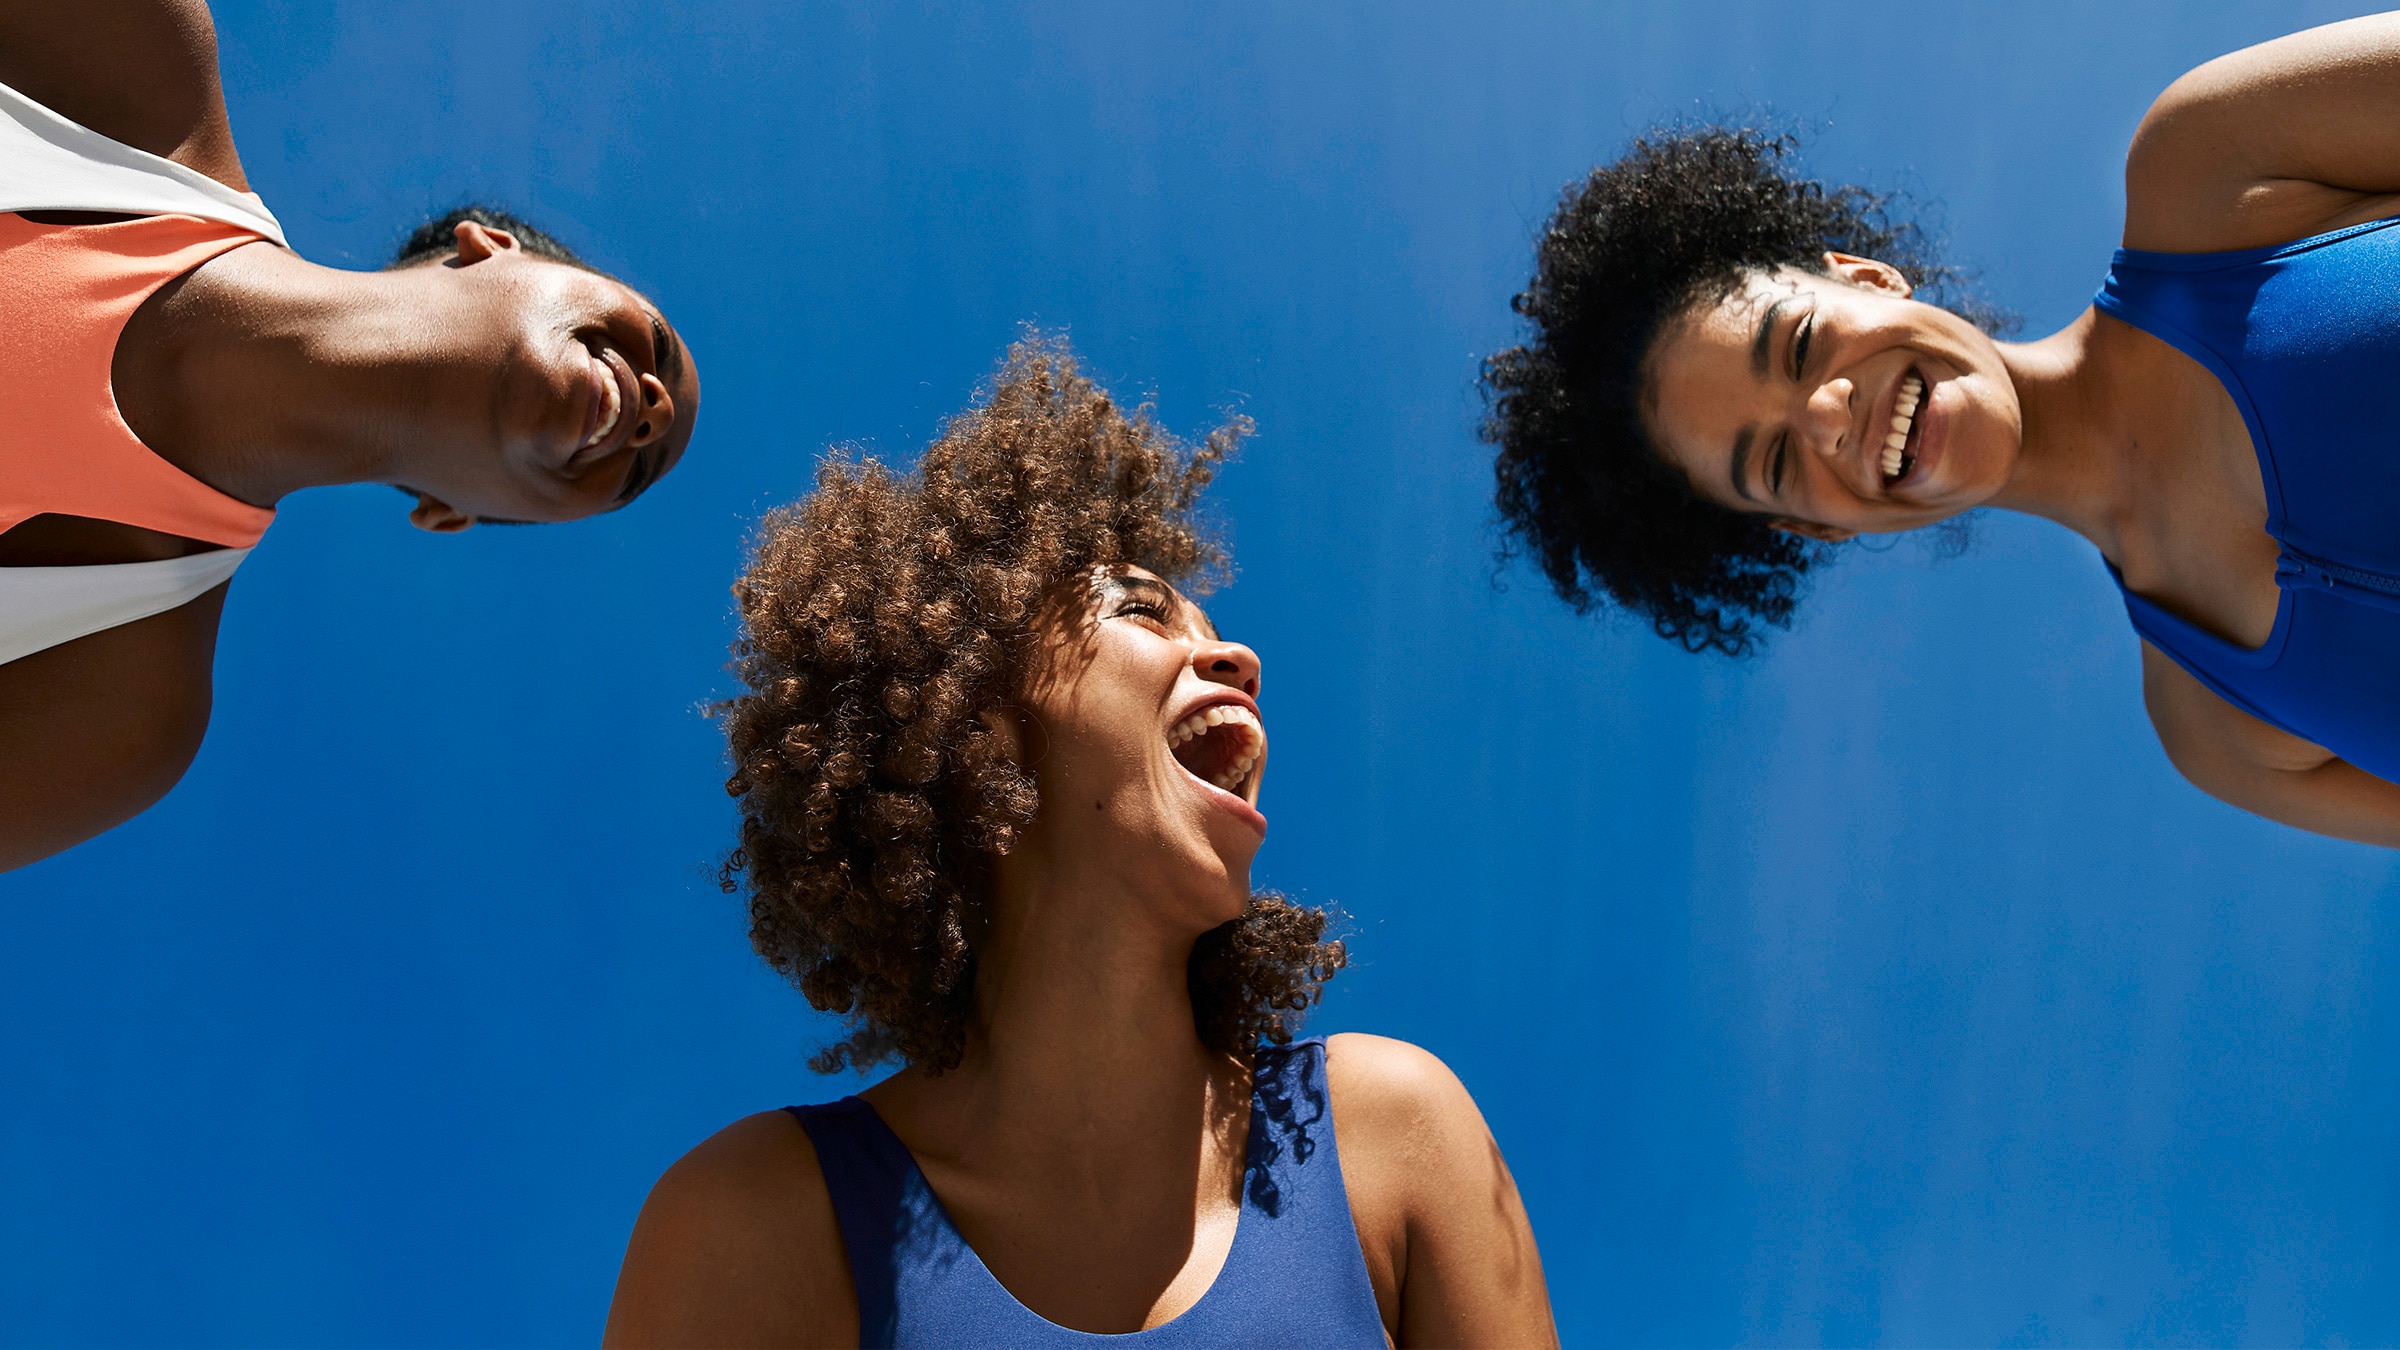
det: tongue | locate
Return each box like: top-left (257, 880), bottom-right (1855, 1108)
top-left (1173, 726), bottom-right (1239, 783)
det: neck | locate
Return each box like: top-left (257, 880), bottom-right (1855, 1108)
top-left (915, 836), bottom-right (1239, 1146)
top-left (129, 244), bottom-right (471, 506)
top-left (1985, 310), bottom-right (2143, 553)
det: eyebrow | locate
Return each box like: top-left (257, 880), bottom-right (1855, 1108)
top-left (1751, 295), bottom-right (1792, 379)
top-left (649, 314), bottom-right (686, 392)
top-left (613, 447), bottom-right (660, 507)
top-left (1728, 426), bottom-right (1758, 503)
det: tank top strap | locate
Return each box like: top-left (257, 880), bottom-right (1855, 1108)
top-left (792, 1100), bottom-right (931, 1335)
top-left (0, 79), bottom-right (286, 245)
top-left (0, 212), bottom-right (275, 545)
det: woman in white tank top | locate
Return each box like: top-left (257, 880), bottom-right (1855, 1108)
top-left (0, 1), bottom-right (703, 872)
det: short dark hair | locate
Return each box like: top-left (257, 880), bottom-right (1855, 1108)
top-left (386, 204), bottom-right (590, 271)
top-left (1481, 126), bottom-right (2003, 656)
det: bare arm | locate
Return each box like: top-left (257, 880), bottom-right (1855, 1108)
top-left (2143, 643), bottom-right (2400, 848)
top-left (2127, 14), bottom-right (2400, 253)
top-left (0, 591), bottom-right (223, 873)
top-left (603, 1111), bottom-right (859, 1349)
top-left (0, 0), bottom-right (246, 188)
top-left (1327, 1033), bottom-right (1557, 1349)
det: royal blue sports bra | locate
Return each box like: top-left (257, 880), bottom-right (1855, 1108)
top-left (2093, 215), bottom-right (2400, 783)
top-left (787, 1037), bottom-right (1388, 1348)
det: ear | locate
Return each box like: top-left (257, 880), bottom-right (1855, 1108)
top-left (976, 707), bottom-right (1025, 766)
top-left (1821, 251), bottom-right (1913, 299)
top-left (448, 220), bottom-right (520, 268)
top-left (408, 493), bottom-right (475, 533)
top-left (976, 705), bottom-right (1050, 771)
top-left (1770, 517), bottom-right (1856, 544)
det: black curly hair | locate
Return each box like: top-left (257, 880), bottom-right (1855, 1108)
top-left (1482, 126), bottom-right (2004, 656)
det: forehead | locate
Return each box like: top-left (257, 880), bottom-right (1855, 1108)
top-left (1643, 268), bottom-right (1815, 501)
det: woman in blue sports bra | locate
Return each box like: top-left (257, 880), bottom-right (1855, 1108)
top-left (1482, 15), bottom-right (2400, 847)
top-left (602, 340), bottom-right (1557, 1348)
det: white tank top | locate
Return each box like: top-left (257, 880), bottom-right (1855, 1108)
top-left (0, 79), bottom-right (287, 669)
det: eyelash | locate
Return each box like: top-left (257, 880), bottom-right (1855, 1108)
top-left (1770, 312), bottom-right (1815, 494)
top-left (1117, 598), bottom-right (1171, 621)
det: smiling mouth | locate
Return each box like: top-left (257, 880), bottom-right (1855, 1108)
top-left (1168, 704), bottom-right (1264, 797)
top-left (579, 352), bottom-right (624, 453)
top-left (1879, 370), bottom-right (1924, 488)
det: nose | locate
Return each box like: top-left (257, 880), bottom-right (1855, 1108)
top-left (1800, 375), bottom-right (1855, 458)
top-left (629, 369), bottom-right (676, 447)
top-left (1191, 639), bottom-right (1261, 698)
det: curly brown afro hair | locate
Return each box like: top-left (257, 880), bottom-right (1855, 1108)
top-left (1482, 126), bottom-right (2006, 656)
top-left (721, 336), bottom-right (1346, 1074)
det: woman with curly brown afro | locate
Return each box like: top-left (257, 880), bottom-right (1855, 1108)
top-left (1488, 16), bottom-right (2400, 848)
top-left (604, 338), bottom-right (1555, 1348)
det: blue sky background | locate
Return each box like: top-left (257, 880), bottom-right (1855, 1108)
top-left (5, 1), bottom-right (2399, 1344)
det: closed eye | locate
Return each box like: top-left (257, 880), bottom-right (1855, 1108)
top-left (1770, 435), bottom-right (1789, 496)
top-left (1791, 311), bottom-right (1815, 379)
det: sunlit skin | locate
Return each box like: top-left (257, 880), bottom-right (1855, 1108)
top-left (1634, 15), bottom-right (2400, 847)
top-left (604, 567), bottom-right (1558, 1346)
top-left (115, 217), bottom-right (701, 535)
top-left (0, 0), bottom-right (701, 872)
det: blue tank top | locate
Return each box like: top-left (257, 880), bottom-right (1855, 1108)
top-left (786, 1037), bottom-right (1387, 1348)
top-left (2093, 215), bottom-right (2400, 781)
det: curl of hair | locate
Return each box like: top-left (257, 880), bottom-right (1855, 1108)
top-left (1482, 125), bottom-right (2007, 656)
top-left (722, 336), bottom-right (1345, 1073)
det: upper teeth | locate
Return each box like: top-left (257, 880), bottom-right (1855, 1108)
top-left (585, 362), bottom-right (623, 449)
top-left (1168, 704), bottom-right (1265, 792)
top-left (1880, 373), bottom-right (1922, 482)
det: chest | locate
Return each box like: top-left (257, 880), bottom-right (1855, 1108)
top-left (905, 1139), bottom-right (1248, 1334)
top-left (2106, 326), bottom-right (2283, 650)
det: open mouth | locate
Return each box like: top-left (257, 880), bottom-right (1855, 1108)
top-left (1878, 369), bottom-right (1924, 489)
top-left (578, 349), bottom-right (625, 454)
top-left (1168, 703), bottom-right (1264, 798)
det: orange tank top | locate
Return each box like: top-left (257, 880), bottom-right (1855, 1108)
top-left (0, 211), bottom-right (275, 547)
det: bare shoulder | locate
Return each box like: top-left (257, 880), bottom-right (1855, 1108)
top-left (603, 1110), bottom-right (859, 1349)
top-left (0, 0), bottom-right (248, 189)
top-left (1322, 1033), bottom-right (1502, 1218)
top-left (1322, 1034), bottom-right (1556, 1348)
top-left (2125, 15), bottom-right (2400, 252)
top-left (1324, 1033), bottom-right (1482, 1140)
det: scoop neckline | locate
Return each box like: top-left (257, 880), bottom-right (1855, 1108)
top-left (840, 1093), bottom-right (1260, 1341)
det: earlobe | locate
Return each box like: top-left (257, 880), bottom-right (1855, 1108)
top-left (408, 493), bottom-right (476, 534)
top-left (1821, 251), bottom-right (1913, 299)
